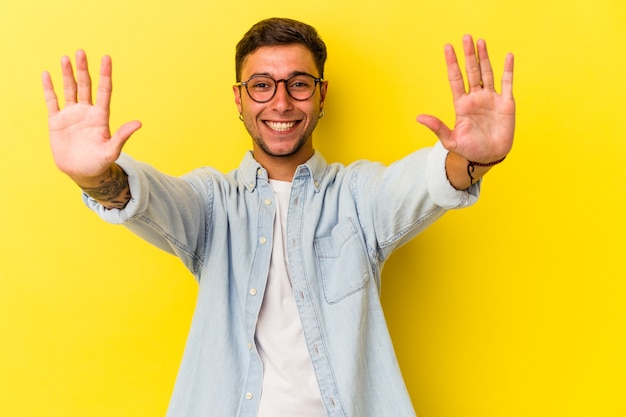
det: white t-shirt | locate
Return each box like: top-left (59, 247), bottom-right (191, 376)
top-left (255, 179), bottom-right (326, 417)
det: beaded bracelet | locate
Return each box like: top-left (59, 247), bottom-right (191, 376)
top-left (467, 155), bottom-right (507, 185)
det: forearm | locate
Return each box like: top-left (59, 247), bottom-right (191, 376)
top-left (76, 163), bottom-right (131, 209)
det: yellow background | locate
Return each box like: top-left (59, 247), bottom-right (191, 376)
top-left (1, 0), bottom-right (625, 416)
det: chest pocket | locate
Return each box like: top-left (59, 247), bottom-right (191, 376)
top-left (314, 218), bottom-right (372, 304)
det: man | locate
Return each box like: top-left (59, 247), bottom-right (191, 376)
top-left (42, 17), bottom-right (514, 417)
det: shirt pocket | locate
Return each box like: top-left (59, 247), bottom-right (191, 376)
top-left (314, 218), bottom-right (372, 304)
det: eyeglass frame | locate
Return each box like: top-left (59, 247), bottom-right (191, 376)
top-left (236, 72), bottom-right (324, 103)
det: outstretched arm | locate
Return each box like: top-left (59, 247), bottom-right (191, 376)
top-left (418, 35), bottom-right (515, 190)
top-left (42, 50), bottom-right (141, 208)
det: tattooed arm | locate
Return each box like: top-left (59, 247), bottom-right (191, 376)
top-left (79, 164), bottom-right (131, 210)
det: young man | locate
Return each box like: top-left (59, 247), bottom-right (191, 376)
top-left (42, 17), bottom-right (514, 417)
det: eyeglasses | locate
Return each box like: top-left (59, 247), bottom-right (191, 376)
top-left (236, 72), bottom-right (323, 103)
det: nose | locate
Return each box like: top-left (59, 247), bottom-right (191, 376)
top-left (270, 80), bottom-right (294, 111)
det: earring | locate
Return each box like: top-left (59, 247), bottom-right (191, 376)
top-left (239, 113), bottom-right (244, 121)
top-left (318, 110), bottom-right (325, 119)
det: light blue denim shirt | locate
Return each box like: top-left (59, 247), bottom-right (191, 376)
top-left (85, 141), bottom-right (479, 417)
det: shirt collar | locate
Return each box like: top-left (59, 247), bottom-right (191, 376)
top-left (238, 150), bottom-right (328, 193)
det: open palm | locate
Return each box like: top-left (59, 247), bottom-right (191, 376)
top-left (418, 35), bottom-right (515, 164)
top-left (42, 51), bottom-right (140, 186)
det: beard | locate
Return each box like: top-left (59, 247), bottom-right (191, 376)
top-left (251, 130), bottom-right (311, 158)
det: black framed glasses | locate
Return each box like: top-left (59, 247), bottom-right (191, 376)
top-left (236, 72), bottom-right (323, 103)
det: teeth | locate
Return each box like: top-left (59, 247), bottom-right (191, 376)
top-left (266, 121), bottom-right (296, 132)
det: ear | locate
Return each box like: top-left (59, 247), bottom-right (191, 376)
top-left (233, 85), bottom-right (243, 115)
top-left (319, 80), bottom-right (328, 110)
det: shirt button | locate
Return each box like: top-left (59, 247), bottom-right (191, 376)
top-left (247, 342), bottom-right (253, 350)
top-left (264, 199), bottom-right (272, 205)
top-left (246, 392), bottom-right (254, 400)
top-left (249, 288), bottom-right (257, 296)
top-left (259, 237), bottom-right (267, 244)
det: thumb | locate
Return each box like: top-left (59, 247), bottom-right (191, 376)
top-left (109, 120), bottom-right (142, 151)
top-left (416, 114), bottom-right (455, 149)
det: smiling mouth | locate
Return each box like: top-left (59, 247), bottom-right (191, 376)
top-left (265, 121), bottom-right (298, 132)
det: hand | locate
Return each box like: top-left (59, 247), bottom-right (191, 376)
top-left (417, 35), bottom-right (515, 164)
top-left (42, 50), bottom-right (141, 187)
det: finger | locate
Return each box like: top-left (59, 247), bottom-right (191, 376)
top-left (96, 55), bottom-right (113, 112)
top-left (501, 53), bottom-right (515, 99)
top-left (42, 71), bottom-right (60, 115)
top-left (463, 34), bottom-right (482, 92)
top-left (444, 44), bottom-right (466, 101)
top-left (75, 50), bottom-right (92, 104)
top-left (61, 55), bottom-right (77, 105)
top-left (477, 39), bottom-right (495, 91)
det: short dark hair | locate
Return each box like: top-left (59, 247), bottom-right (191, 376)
top-left (235, 17), bottom-right (327, 81)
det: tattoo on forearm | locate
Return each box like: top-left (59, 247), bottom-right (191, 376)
top-left (81, 165), bottom-right (131, 210)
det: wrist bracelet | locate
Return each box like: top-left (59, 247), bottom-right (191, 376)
top-left (467, 155), bottom-right (507, 185)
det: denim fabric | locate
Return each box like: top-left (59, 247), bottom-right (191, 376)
top-left (84, 141), bottom-right (479, 417)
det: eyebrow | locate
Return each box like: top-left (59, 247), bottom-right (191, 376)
top-left (246, 71), bottom-right (319, 80)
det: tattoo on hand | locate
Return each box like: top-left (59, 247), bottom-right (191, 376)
top-left (81, 165), bottom-right (131, 210)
